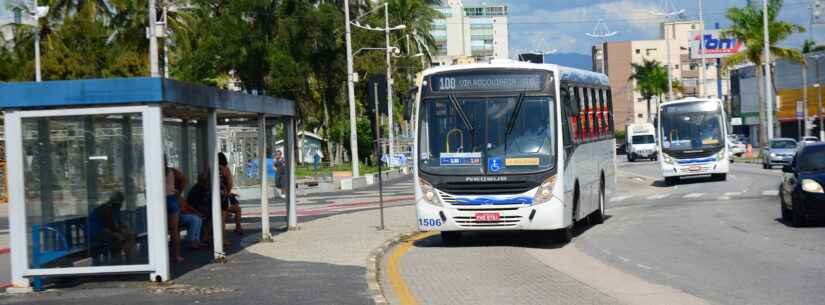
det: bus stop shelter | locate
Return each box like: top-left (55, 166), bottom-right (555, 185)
top-left (0, 77), bottom-right (298, 288)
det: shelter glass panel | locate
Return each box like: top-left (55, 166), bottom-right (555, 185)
top-left (23, 114), bottom-right (148, 269)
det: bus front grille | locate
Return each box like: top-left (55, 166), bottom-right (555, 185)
top-left (437, 181), bottom-right (536, 195)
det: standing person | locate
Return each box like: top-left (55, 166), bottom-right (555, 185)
top-left (219, 152), bottom-right (243, 239)
top-left (312, 149), bottom-right (322, 176)
top-left (165, 160), bottom-right (184, 263)
top-left (273, 150), bottom-right (288, 199)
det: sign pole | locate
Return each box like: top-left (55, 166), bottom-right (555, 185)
top-left (374, 83), bottom-right (385, 231)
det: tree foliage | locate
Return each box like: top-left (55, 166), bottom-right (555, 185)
top-left (722, 0), bottom-right (804, 145)
top-left (0, 0), bottom-right (438, 164)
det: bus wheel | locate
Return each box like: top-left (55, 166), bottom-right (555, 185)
top-left (440, 231), bottom-right (461, 243)
top-left (592, 180), bottom-right (606, 225)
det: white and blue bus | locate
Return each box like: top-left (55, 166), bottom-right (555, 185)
top-left (413, 61), bottom-right (616, 242)
top-left (657, 98), bottom-right (730, 185)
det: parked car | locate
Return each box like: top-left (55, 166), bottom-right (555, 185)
top-left (728, 138), bottom-right (746, 157)
top-left (616, 143), bottom-right (627, 155)
top-left (780, 143), bottom-right (825, 226)
top-left (801, 136), bottom-right (820, 145)
top-left (763, 138), bottom-right (798, 169)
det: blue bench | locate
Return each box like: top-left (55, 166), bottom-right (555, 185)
top-left (29, 206), bottom-right (149, 290)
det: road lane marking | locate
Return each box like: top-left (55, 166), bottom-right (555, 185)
top-left (387, 232), bottom-right (436, 305)
top-left (723, 192), bottom-right (741, 196)
top-left (762, 190), bottom-right (779, 196)
top-left (719, 196), bottom-right (730, 200)
top-left (647, 194), bottom-right (670, 200)
top-left (683, 193), bottom-right (704, 198)
top-left (610, 195), bottom-right (634, 202)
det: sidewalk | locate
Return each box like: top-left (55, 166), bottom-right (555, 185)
top-left (0, 197), bottom-right (416, 305)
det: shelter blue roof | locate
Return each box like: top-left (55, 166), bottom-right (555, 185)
top-left (0, 77), bottom-right (295, 116)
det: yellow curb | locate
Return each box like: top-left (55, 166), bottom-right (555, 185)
top-left (385, 231), bottom-right (437, 305)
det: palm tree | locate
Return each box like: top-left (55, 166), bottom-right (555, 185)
top-left (722, 0), bottom-right (804, 146)
top-left (386, 0), bottom-right (441, 63)
top-left (803, 39), bottom-right (825, 54)
top-left (629, 59), bottom-right (669, 121)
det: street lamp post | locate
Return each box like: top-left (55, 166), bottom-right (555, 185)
top-left (148, 0), bottom-right (160, 77)
top-left (350, 6), bottom-right (406, 169)
top-left (344, 0), bottom-right (361, 177)
top-left (28, 0), bottom-right (49, 82)
top-left (384, 3), bottom-right (395, 168)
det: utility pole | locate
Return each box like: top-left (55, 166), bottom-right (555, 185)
top-left (763, 0), bottom-right (775, 141)
top-left (650, 0), bottom-right (684, 101)
top-left (148, 0), bottom-right (160, 77)
top-left (385, 3), bottom-right (395, 169)
top-left (698, 0), bottom-right (706, 98)
top-left (816, 56), bottom-right (824, 141)
top-left (344, 0), bottom-right (361, 177)
top-left (803, 56), bottom-right (809, 137)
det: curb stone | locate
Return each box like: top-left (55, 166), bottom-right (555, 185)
top-left (365, 230), bottom-right (421, 305)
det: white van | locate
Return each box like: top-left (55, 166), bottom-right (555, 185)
top-left (626, 123), bottom-right (657, 162)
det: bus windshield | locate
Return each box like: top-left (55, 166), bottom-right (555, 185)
top-left (418, 95), bottom-right (556, 175)
top-left (660, 101), bottom-right (724, 152)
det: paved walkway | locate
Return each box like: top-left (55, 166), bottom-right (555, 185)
top-left (0, 179), bottom-right (415, 305)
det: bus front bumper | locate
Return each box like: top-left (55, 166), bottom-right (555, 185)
top-left (661, 160), bottom-right (729, 177)
top-left (416, 197), bottom-right (567, 232)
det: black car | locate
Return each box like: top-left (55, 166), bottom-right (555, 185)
top-left (780, 143), bottom-right (825, 226)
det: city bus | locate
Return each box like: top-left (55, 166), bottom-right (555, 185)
top-left (413, 61), bottom-right (615, 242)
top-left (657, 97), bottom-right (730, 185)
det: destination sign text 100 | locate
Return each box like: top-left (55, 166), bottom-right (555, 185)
top-left (431, 73), bottom-right (545, 92)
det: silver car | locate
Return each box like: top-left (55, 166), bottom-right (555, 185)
top-left (763, 138), bottom-right (798, 169)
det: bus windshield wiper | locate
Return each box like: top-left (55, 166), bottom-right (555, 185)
top-left (449, 94), bottom-right (474, 132)
top-left (505, 91), bottom-right (526, 137)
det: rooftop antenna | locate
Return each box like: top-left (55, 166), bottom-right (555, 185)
top-left (649, 0), bottom-right (685, 17)
top-left (586, 19), bottom-right (618, 39)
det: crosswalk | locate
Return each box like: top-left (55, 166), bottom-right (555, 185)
top-left (612, 189), bottom-right (780, 203)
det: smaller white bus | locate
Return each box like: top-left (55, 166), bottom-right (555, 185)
top-left (657, 98), bottom-right (730, 185)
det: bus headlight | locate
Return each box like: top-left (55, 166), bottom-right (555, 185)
top-left (419, 178), bottom-right (441, 205)
top-left (716, 151), bottom-right (725, 161)
top-left (801, 179), bottom-right (824, 193)
top-left (662, 154), bottom-right (675, 165)
top-left (532, 176), bottom-right (557, 204)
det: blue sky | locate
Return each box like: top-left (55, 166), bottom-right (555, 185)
top-left (3, 0), bottom-right (822, 55)
top-left (465, 0), bottom-right (825, 56)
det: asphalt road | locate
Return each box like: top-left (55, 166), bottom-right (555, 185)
top-left (386, 159), bottom-right (825, 305)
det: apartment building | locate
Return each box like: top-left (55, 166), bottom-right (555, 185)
top-left (595, 21), bottom-right (731, 131)
top-left (431, 0), bottom-right (509, 66)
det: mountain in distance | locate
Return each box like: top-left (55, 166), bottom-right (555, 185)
top-left (543, 52), bottom-right (593, 71)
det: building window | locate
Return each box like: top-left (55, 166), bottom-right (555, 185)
top-left (635, 49), bottom-right (640, 54)
top-left (638, 113), bottom-right (644, 118)
top-left (646, 48), bottom-right (657, 56)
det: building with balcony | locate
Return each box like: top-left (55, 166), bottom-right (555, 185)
top-left (430, 0), bottom-right (509, 66)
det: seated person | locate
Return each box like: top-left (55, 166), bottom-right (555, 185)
top-left (92, 192), bottom-right (136, 263)
top-left (180, 197), bottom-right (206, 250)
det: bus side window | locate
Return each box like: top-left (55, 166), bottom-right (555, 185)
top-left (598, 88), bottom-right (606, 139)
top-left (572, 86), bottom-right (581, 144)
top-left (589, 87), bottom-right (598, 139)
top-left (560, 88), bottom-right (573, 147)
top-left (578, 87), bottom-right (587, 143)
top-left (607, 89), bottom-right (614, 136)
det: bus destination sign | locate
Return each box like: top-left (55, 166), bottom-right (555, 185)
top-left (431, 72), bottom-right (545, 92)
